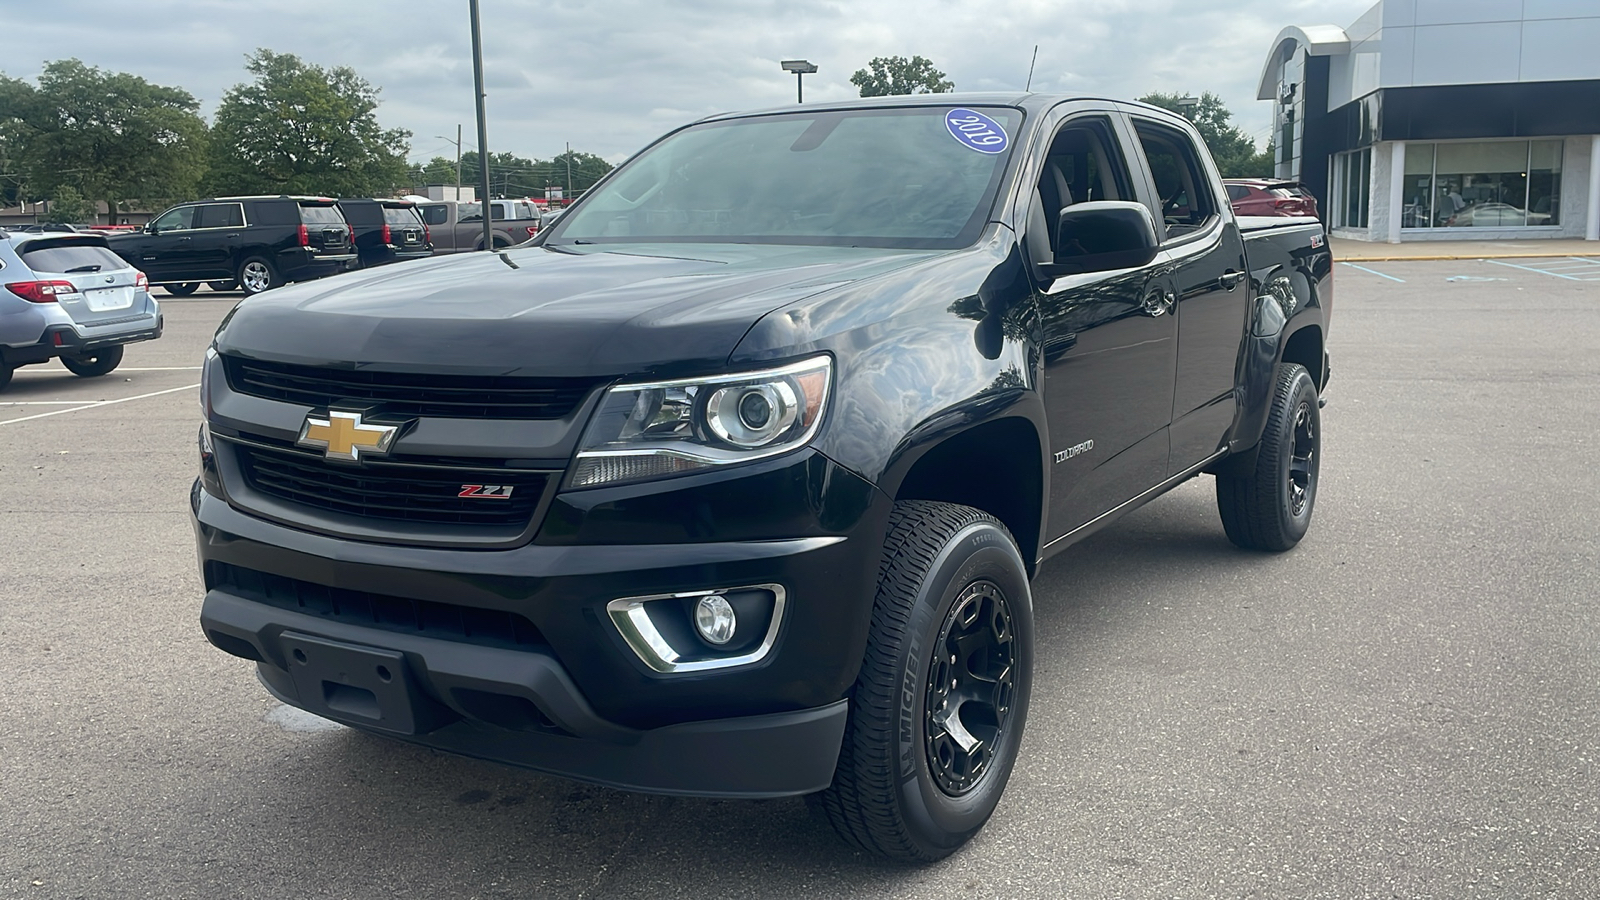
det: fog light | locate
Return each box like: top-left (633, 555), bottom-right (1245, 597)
top-left (694, 594), bottom-right (737, 645)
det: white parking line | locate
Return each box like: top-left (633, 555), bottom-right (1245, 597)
top-left (1340, 262), bottom-right (1406, 283)
top-left (0, 401), bottom-right (101, 406)
top-left (0, 383), bottom-right (199, 426)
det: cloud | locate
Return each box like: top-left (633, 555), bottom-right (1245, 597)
top-left (5, 0), bottom-right (1374, 165)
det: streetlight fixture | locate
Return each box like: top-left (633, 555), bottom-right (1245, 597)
top-left (780, 60), bottom-right (818, 103)
top-left (1175, 95), bottom-right (1200, 119)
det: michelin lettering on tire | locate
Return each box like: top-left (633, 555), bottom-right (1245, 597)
top-left (945, 109), bottom-right (1008, 154)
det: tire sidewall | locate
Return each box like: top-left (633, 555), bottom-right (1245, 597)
top-left (890, 522), bottom-right (1034, 854)
top-left (1274, 368), bottom-right (1320, 542)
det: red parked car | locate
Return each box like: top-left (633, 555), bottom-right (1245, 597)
top-left (1225, 179), bottom-right (1320, 218)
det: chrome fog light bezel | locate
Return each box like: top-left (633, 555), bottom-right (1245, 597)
top-left (606, 584), bottom-right (786, 674)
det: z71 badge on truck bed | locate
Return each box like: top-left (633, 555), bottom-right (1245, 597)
top-left (194, 93), bottom-right (1331, 861)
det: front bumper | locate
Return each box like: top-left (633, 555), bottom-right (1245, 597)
top-left (203, 588), bottom-right (848, 797)
top-left (193, 451), bottom-right (889, 796)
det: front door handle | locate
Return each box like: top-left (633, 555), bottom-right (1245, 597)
top-left (1219, 269), bottom-right (1245, 291)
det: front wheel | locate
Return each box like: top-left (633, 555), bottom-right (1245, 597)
top-left (0, 365), bottom-right (12, 391)
top-left (61, 345), bottom-right (124, 378)
top-left (1216, 362), bottom-right (1321, 551)
top-left (237, 257), bottom-right (279, 296)
top-left (164, 283), bottom-right (199, 296)
top-left (815, 501), bottom-right (1033, 861)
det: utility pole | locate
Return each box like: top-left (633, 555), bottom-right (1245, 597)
top-left (565, 141), bottom-right (572, 199)
top-left (456, 124), bottom-right (463, 197)
top-left (469, 0), bottom-right (494, 250)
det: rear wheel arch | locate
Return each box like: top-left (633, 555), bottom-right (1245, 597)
top-left (888, 416), bottom-right (1046, 576)
top-left (1281, 324), bottom-right (1325, 388)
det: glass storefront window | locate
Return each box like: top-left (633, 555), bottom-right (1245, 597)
top-left (1402, 140), bottom-right (1562, 229)
top-left (1332, 148), bottom-right (1370, 229)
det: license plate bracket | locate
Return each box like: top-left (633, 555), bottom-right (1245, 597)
top-left (280, 632), bottom-right (452, 735)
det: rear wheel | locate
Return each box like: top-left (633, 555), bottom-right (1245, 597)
top-left (206, 280), bottom-right (237, 292)
top-left (1216, 362), bottom-right (1321, 551)
top-left (237, 257), bottom-right (279, 296)
top-left (815, 501), bottom-right (1033, 861)
top-left (61, 345), bottom-right (124, 378)
top-left (0, 365), bottom-right (13, 391)
top-left (164, 283), bottom-right (199, 296)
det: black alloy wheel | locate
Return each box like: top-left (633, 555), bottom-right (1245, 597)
top-left (815, 500), bottom-right (1034, 862)
top-left (925, 581), bottom-right (1017, 795)
top-left (1216, 362), bottom-right (1321, 551)
top-left (1288, 398), bottom-right (1316, 518)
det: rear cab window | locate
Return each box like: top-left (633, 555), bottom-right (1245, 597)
top-left (19, 241), bottom-right (128, 274)
top-left (1133, 121), bottom-right (1218, 239)
top-left (419, 205), bottom-right (449, 226)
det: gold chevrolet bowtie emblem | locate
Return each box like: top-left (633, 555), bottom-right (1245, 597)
top-left (296, 411), bottom-right (400, 461)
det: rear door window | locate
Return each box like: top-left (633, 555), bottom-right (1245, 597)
top-left (1133, 121), bottom-right (1218, 239)
top-left (21, 242), bottom-right (127, 274)
top-left (195, 203), bottom-right (245, 228)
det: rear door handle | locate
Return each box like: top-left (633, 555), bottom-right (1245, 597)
top-left (1220, 270), bottom-right (1245, 290)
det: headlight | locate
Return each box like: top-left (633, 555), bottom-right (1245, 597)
top-left (571, 356), bottom-right (832, 488)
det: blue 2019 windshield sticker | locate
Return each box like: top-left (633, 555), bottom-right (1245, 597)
top-left (945, 109), bottom-right (1008, 154)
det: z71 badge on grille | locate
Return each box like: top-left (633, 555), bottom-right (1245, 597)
top-left (459, 484), bottom-right (515, 499)
top-left (296, 411), bottom-right (399, 461)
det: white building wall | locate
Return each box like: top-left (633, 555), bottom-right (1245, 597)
top-left (1353, 3), bottom-right (1600, 93)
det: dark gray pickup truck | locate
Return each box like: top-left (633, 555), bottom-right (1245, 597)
top-left (194, 94), bottom-right (1331, 861)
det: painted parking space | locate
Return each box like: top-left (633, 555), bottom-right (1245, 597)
top-left (1339, 261), bottom-right (1406, 282)
top-left (1483, 257), bottom-right (1600, 281)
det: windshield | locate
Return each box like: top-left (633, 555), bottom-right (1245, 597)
top-left (547, 106), bottom-right (1022, 250)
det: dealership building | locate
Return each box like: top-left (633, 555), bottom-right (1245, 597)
top-left (1260, 0), bottom-right (1600, 242)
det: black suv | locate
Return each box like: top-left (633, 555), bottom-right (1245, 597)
top-left (338, 199), bottom-right (433, 269)
top-left (107, 196), bottom-right (357, 296)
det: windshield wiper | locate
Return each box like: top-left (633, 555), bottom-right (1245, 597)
top-left (65, 264), bottom-right (102, 273)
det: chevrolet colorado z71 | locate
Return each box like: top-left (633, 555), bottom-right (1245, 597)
top-left (195, 94), bottom-right (1331, 861)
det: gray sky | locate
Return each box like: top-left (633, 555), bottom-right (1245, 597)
top-left (7, 0), bottom-right (1375, 167)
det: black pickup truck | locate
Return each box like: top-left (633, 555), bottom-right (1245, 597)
top-left (194, 94), bottom-right (1331, 861)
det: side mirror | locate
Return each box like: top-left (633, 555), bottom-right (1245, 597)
top-left (146, 223), bottom-right (158, 235)
top-left (1039, 201), bottom-right (1160, 278)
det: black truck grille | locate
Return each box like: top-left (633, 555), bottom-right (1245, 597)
top-left (234, 441), bottom-right (548, 527)
top-left (207, 562), bottom-right (547, 650)
top-left (223, 356), bottom-right (595, 420)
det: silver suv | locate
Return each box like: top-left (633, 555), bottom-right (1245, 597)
top-left (0, 229), bottom-right (163, 390)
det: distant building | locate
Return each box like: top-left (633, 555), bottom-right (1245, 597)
top-left (1261, 1), bottom-right (1600, 242)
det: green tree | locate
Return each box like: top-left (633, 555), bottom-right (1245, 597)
top-left (1137, 91), bottom-right (1266, 178)
top-left (44, 185), bottom-right (96, 223)
top-left (0, 60), bottom-right (208, 220)
top-left (850, 56), bottom-right (954, 97)
top-left (455, 149), bottom-right (612, 199)
top-left (209, 49), bottom-right (410, 197)
top-left (413, 155), bottom-right (459, 187)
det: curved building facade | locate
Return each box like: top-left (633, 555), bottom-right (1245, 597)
top-left (1261, 0), bottom-right (1600, 242)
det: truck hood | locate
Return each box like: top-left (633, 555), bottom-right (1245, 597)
top-left (215, 243), bottom-right (936, 377)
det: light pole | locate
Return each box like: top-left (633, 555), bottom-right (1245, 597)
top-left (781, 60), bottom-right (818, 103)
top-left (435, 125), bottom-right (464, 199)
top-left (469, 0), bottom-right (493, 251)
top-left (1175, 95), bottom-right (1199, 120)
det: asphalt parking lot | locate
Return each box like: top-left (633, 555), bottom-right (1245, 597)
top-left (2, 259), bottom-right (1597, 898)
